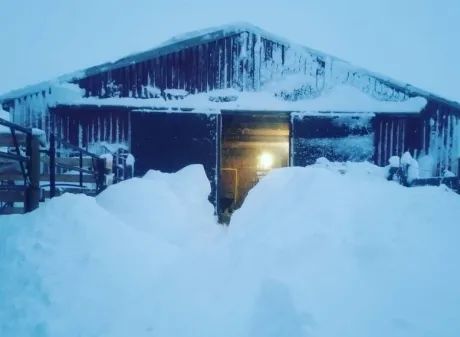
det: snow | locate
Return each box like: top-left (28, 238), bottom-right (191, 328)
top-left (389, 155), bottom-right (400, 168)
top-left (418, 154), bottom-right (436, 178)
top-left (443, 169), bottom-right (456, 178)
top-left (1, 163), bottom-right (460, 337)
top-left (400, 151), bottom-right (414, 166)
top-left (61, 84), bottom-right (426, 114)
top-left (89, 142), bottom-right (129, 155)
top-left (1, 19), bottom-right (458, 112)
top-left (154, 22), bottom-right (313, 58)
top-left (288, 84), bottom-right (427, 113)
top-left (0, 71), bottom-right (85, 102)
top-left (163, 88), bottom-right (189, 97)
top-left (99, 153), bottom-right (113, 170)
top-left (125, 153), bottom-right (135, 166)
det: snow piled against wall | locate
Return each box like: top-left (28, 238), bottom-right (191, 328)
top-left (1, 163), bottom-right (460, 337)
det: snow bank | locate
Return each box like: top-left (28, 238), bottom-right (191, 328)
top-left (1, 163), bottom-right (460, 337)
top-left (96, 165), bottom-right (217, 246)
top-left (230, 164), bottom-right (460, 337)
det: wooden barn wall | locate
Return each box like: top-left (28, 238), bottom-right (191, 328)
top-left (372, 103), bottom-right (460, 177)
top-left (373, 115), bottom-right (422, 167)
top-left (4, 89), bottom-right (52, 136)
top-left (291, 114), bottom-right (374, 166)
top-left (420, 102), bottom-right (460, 176)
top-left (75, 32), bottom-right (327, 98)
top-left (130, 112), bottom-right (220, 207)
top-left (49, 106), bottom-right (130, 148)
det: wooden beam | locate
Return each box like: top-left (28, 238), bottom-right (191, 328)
top-left (0, 207), bottom-right (24, 215)
top-left (0, 133), bottom-right (28, 147)
top-left (223, 140), bottom-right (289, 149)
top-left (41, 156), bottom-right (94, 167)
top-left (1, 174), bottom-right (96, 183)
top-left (0, 190), bottom-right (25, 202)
top-left (223, 134), bottom-right (288, 143)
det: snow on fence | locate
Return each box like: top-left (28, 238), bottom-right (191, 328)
top-left (0, 118), bottom-right (134, 215)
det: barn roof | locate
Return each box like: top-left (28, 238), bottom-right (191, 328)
top-left (0, 22), bottom-right (327, 102)
top-left (1, 22), bottom-right (459, 110)
top-left (84, 22), bottom-right (333, 78)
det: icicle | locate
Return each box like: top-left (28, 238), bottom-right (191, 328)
top-left (78, 123), bottom-right (83, 147)
top-left (254, 34), bottom-right (262, 90)
top-left (104, 118), bottom-right (108, 142)
top-left (98, 117), bottom-right (101, 142)
top-left (116, 117), bottom-right (120, 144)
top-left (110, 117), bottom-right (113, 143)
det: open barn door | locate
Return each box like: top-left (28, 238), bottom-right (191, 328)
top-left (219, 111), bottom-right (290, 222)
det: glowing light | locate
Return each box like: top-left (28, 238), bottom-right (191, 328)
top-left (258, 152), bottom-right (274, 170)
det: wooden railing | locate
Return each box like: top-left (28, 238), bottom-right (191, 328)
top-left (1, 119), bottom-right (112, 214)
top-left (388, 159), bottom-right (460, 193)
top-left (0, 117), bottom-right (40, 213)
top-left (46, 133), bottom-right (107, 198)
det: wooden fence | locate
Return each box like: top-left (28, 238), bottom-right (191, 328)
top-left (0, 118), bottom-right (133, 215)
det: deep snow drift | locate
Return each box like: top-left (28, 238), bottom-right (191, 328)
top-left (1, 163), bottom-right (460, 337)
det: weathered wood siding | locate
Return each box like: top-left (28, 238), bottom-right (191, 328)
top-left (49, 106), bottom-right (130, 148)
top-left (373, 115), bottom-right (422, 166)
top-left (373, 102), bottom-right (460, 176)
top-left (130, 111), bottom-right (220, 207)
top-left (420, 102), bottom-right (460, 176)
top-left (75, 32), bottom-right (327, 98)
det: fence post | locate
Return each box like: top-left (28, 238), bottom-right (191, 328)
top-left (96, 158), bottom-right (106, 193)
top-left (79, 151), bottom-right (83, 188)
top-left (113, 152), bottom-right (119, 184)
top-left (25, 134), bottom-right (40, 212)
top-left (49, 133), bottom-right (56, 198)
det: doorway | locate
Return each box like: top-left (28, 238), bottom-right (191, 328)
top-left (219, 112), bottom-right (290, 221)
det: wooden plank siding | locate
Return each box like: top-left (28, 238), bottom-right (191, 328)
top-left (71, 32), bottom-right (326, 100)
top-left (373, 115), bottom-right (422, 167)
top-left (374, 101), bottom-right (460, 176)
top-left (2, 29), bottom-right (327, 145)
top-left (49, 105), bottom-right (130, 149)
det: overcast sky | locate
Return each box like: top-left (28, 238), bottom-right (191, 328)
top-left (1, 0), bottom-right (459, 101)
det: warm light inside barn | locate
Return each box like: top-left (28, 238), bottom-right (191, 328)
top-left (258, 152), bottom-right (274, 170)
top-left (219, 113), bottom-right (290, 222)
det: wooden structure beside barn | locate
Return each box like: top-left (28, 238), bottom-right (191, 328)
top-left (1, 23), bottom-right (459, 219)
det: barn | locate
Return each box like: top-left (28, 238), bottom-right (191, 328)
top-left (1, 23), bottom-right (460, 219)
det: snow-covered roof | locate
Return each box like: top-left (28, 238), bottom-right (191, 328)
top-left (56, 84), bottom-right (426, 114)
top-left (88, 22), bottom-right (331, 78)
top-left (291, 85), bottom-right (427, 113)
top-left (0, 22), bottom-right (458, 110)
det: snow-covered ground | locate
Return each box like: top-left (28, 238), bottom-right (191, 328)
top-left (1, 162), bottom-right (459, 337)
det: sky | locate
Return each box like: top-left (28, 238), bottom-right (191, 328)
top-left (1, 0), bottom-right (459, 102)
